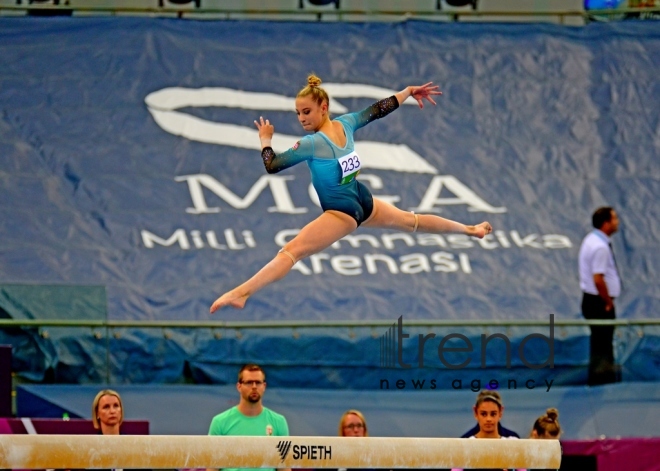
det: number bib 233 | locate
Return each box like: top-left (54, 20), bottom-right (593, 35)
top-left (338, 152), bottom-right (362, 185)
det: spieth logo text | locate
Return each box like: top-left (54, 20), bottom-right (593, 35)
top-left (276, 441), bottom-right (292, 461)
top-left (276, 441), bottom-right (332, 461)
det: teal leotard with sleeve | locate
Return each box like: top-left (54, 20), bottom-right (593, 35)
top-left (261, 96), bottom-right (399, 225)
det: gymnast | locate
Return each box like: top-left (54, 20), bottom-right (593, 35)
top-left (210, 74), bottom-right (492, 313)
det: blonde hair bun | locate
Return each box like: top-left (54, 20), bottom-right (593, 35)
top-left (307, 74), bottom-right (322, 88)
top-left (297, 74), bottom-right (329, 108)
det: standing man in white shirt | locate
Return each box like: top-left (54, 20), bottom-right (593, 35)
top-left (578, 207), bottom-right (622, 386)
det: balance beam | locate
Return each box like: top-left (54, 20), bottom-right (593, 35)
top-left (0, 434), bottom-right (561, 469)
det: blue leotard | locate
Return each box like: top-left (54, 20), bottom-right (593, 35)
top-left (261, 96), bottom-right (399, 225)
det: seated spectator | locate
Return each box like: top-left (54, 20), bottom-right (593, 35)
top-left (92, 389), bottom-right (123, 435)
top-left (338, 409), bottom-right (368, 437)
top-left (530, 408), bottom-right (562, 439)
top-left (207, 364), bottom-right (289, 471)
top-left (330, 410), bottom-right (382, 471)
top-left (91, 390), bottom-right (148, 471)
top-left (460, 390), bottom-right (520, 438)
top-left (452, 390), bottom-right (524, 471)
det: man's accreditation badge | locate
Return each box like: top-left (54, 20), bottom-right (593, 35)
top-left (266, 425), bottom-right (273, 436)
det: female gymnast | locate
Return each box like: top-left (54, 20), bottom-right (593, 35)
top-left (210, 74), bottom-right (492, 313)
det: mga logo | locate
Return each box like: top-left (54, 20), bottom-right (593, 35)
top-left (276, 440), bottom-right (292, 461)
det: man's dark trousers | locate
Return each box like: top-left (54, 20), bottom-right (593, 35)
top-left (582, 293), bottom-right (618, 385)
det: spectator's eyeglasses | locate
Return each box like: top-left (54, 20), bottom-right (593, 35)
top-left (343, 423), bottom-right (364, 430)
top-left (239, 380), bottom-right (265, 387)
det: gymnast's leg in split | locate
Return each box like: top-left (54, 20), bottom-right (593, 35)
top-left (210, 198), bottom-right (491, 313)
top-left (362, 198), bottom-right (492, 238)
top-left (210, 210), bottom-right (357, 312)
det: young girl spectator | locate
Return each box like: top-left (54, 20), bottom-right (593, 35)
top-left (452, 390), bottom-right (525, 471)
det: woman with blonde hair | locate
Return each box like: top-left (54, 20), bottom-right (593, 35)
top-left (211, 74), bottom-right (492, 313)
top-left (338, 409), bottom-right (368, 437)
top-left (333, 410), bottom-right (373, 471)
top-left (92, 389), bottom-right (123, 435)
top-left (530, 408), bottom-right (562, 439)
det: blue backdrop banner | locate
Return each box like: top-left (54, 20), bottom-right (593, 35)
top-left (0, 18), bottom-right (658, 386)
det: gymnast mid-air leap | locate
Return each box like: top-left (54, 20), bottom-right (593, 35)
top-left (210, 74), bottom-right (492, 313)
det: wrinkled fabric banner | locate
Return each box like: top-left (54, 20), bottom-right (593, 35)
top-left (0, 18), bottom-right (658, 385)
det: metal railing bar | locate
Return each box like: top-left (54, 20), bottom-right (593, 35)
top-left (0, 318), bottom-right (658, 329)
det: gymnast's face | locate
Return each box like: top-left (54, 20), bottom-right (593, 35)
top-left (295, 95), bottom-right (328, 132)
top-left (473, 401), bottom-right (502, 435)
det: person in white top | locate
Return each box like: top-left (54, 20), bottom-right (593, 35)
top-left (578, 206), bottom-right (621, 386)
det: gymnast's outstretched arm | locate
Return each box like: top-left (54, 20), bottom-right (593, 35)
top-left (347, 82), bottom-right (442, 132)
top-left (395, 82), bottom-right (441, 108)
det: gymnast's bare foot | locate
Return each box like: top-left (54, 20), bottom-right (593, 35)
top-left (210, 290), bottom-right (249, 313)
top-left (469, 222), bottom-right (493, 239)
